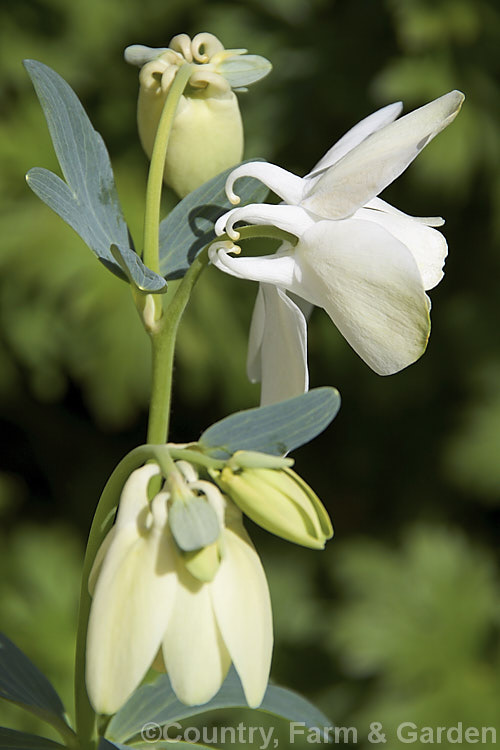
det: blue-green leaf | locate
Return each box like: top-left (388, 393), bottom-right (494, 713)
top-left (100, 739), bottom-right (217, 750)
top-left (0, 729), bottom-right (64, 750)
top-left (107, 669), bottom-right (332, 744)
top-left (168, 497), bottom-right (220, 551)
top-left (218, 55), bottom-right (272, 88)
top-left (159, 161), bottom-right (269, 280)
top-left (0, 633), bottom-right (65, 723)
top-left (24, 60), bottom-right (130, 279)
top-left (98, 741), bottom-right (129, 750)
top-left (110, 245), bottom-right (167, 293)
top-left (198, 387), bottom-right (341, 459)
top-left (101, 739), bottom-right (217, 750)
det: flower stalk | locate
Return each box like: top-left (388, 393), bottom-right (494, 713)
top-left (142, 62), bottom-right (193, 274)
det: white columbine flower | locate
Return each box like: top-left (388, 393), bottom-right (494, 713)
top-left (210, 91), bottom-right (464, 404)
top-left (86, 463), bottom-right (272, 714)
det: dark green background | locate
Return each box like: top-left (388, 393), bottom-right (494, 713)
top-left (1, 0), bottom-right (499, 747)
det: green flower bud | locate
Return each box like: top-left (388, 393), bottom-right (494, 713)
top-left (125, 33), bottom-right (271, 197)
top-left (229, 449), bottom-right (294, 470)
top-left (214, 465), bottom-right (333, 549)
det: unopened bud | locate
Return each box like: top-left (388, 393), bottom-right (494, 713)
top-left (213, 466), bottom-right (333, 549)
top-left (125, 33), bottom-right (271, 197)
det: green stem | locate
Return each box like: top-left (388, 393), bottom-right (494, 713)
top-left (74, 445), bottom-right (159, 750)
top-left (146, 248), bottom-right (210, 445)
top-left (142, 63), bottom-right (193, 273)
top-left (167, 446), bottom-right (226, 471)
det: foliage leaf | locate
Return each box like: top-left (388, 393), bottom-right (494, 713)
top-left (99, 739), bottom-right (217, 750)
top-left (0, 728), bottom-right (64, 750)
top-left (159, 161), bottom-right (269, 280)
top-left (198, 387), bottom-right (341, 459)
top-left (0, 633), bottom-right (66, 725)
top-left (24, 60), bottom-right (130, 280)
top-left (218, 55), bottom-right (272, 88)
top-left (168, 497), bottom-right (220, 551)
top-left (107, 668), bottom-right (332, 744)
top-left (110, 245), bottom-right (167, 293)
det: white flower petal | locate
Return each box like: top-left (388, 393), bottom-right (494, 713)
top-left (302, 91), bottom-right (464, 220)
top-left (296, 219), bottom-right (431, 375)
top-left (354, 207), bottom-right (448, 290)
top-left (209, 245), bottom-right (305, 297)
top-left (365, 197), bottom-right (445, 227)
top-left (225, 162), bottom-right (304, 205)
top-left (211, 523), bottom-right (273, 707)
top-left (88, 528), bottom-right (116, 596)
top-left (308, 101), bottom-right (403, 176)
top-left (162, 562), bottom-right (231, 705)
top-left (86, 492), bottom-right (177, 714)
top-left (114, 464), bottom-right (161, 528)
top-left (247, 285), bottom-right (266, 385)
top-left (215, 203), bottom-right (315, 240)
top-left (247, 284), bottom-right (308, 405)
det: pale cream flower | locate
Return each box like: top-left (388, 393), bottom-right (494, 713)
top-left (86, 463), bottom-right (272, 714)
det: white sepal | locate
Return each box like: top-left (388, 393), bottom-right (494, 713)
top-left (308, 101), bottom-right (403, 177)
top-left (247, 284), bottom-right (309, 405)
top-left (162, 558), bottom-right (231, 705)
top-left (211, 522), bottom-right (273, 708)
top-left (86, 487), bottom-right (177, 715)
top-left (296, 219), bottom-right (431, 375)
top-left (354, 206), bottom-right (448, 290)
top-left (302, 91), bottom-right (464, 220)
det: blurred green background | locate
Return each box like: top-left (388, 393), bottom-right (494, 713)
top-left (1, 0), bottom-right (499, 747)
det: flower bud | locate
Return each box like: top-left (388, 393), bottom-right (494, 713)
top-left (213, 465), bottom-right (333, 549)
top-left (125, 33), bottom-right (271, 197)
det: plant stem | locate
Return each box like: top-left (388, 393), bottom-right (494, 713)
top-left (142, 63), bottom-right (193, 273)
top-left (146, 248), bottom-right (210, 445)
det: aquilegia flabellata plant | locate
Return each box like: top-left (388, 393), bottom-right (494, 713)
top-left (0, 29), bottom-right (463, 750)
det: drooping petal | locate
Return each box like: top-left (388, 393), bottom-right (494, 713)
top-left (247, 284), bottom-right (308, 405)
top-left (88, 528), bottom-right (116, 596)
top-left (86, 491), bottom-right (177, 714)
top-left (209, 244), bottom-right (307, 298)
top-left (211, 522), bottom-right (273, 707)
top-left (307, 101), bottom-right (403, 177)
top-left (162, 559), bottom-right (231, 705)
top-left (302, 90), bottom-right (464, 220)
top-left (215, 203), bottom-right (315, 240)
top-left (365, 197), bottom-right (445, 227)
top-left (354, 206), bottom-right (448, 290)
top-left (295, 219), bottom-right (431, 375)
top-left (225, 162), bottom-right (304, 205)
top-left (114, 463), bottom-right (160, 527)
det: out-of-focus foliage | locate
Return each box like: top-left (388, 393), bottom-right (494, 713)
top-left (0, 474), bottom-right (81, 738)
top-left (328, 525), bottom-right (500, 745)
top-left (1, 0), bottom-right (499, 743)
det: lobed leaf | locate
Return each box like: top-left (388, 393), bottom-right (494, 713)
top-left (198, 387), bottom-right (341, 459)
top-left (24, 60), bottom-right (131, 280)
top-left (110, 245), bottom-right (168, 293)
